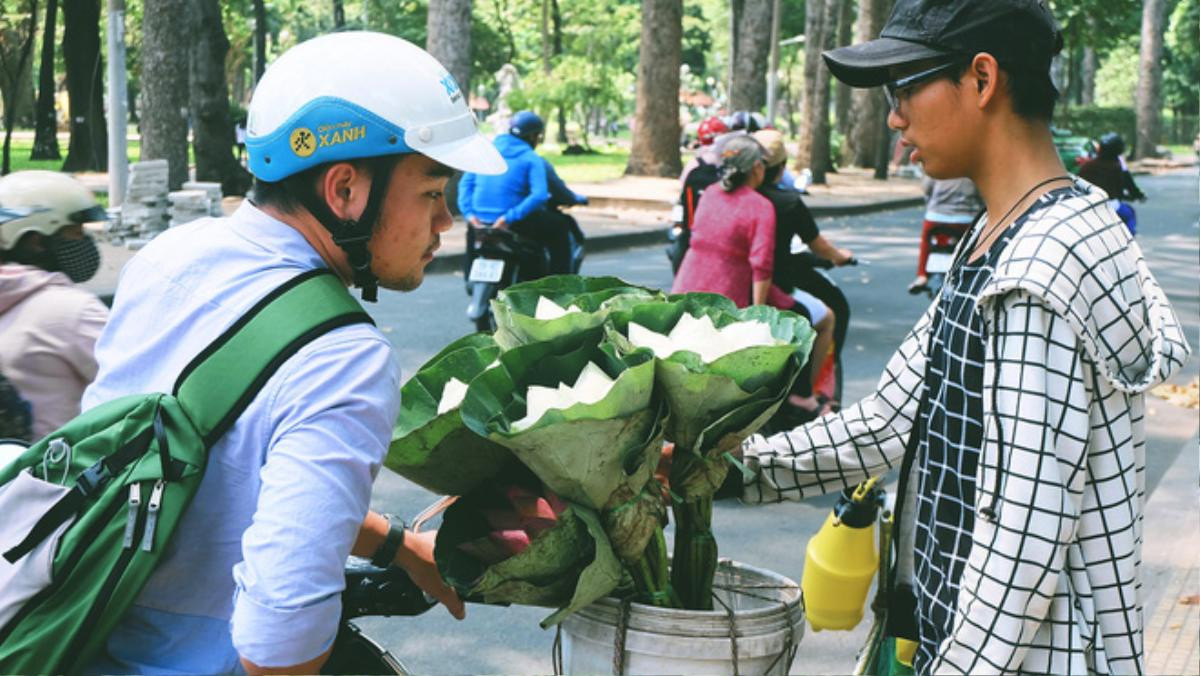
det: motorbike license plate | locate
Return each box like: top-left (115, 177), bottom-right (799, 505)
top-left (670, 204), bottom-right (684, 223)
top-left (926, 252), bottom-right (953, 274)
top-left (468, 258), bottom-right (505, 283)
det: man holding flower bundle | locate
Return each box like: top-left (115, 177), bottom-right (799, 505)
top-left (739, 1), bottom-right (1189, 674)
top-left (79, 34), bottom-right (505, 674)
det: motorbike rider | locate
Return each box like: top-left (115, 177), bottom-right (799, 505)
top-left (0, 171), bottom-right (109, 439)
top-left (457, 111), bottom-right (575, 274)
top-left (80, 32), bottom-right (505, 674)
top-left (679, 116), bottom-right (729, 189)
top-left (908, 176), bottom-right (983, 294)
top-left (1077, 132), bottom-right (1145, 235)
top-left (753, 129), bottom-right (853, 418)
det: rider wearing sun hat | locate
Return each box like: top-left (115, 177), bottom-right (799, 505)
top-left (82, 32), bottom-right (504, 674)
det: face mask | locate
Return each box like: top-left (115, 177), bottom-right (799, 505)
top-left (49, 234), bottom-right (101, 283)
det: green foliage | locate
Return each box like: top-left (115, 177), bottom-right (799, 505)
top-left (1051, 0), bottom-right (1141, 56)
top-left (1054, 105), bottom-right (1136, 145)
top-left (1164, 0), bottom-right (1200, 114)
top-left (1095, 40), bottom-right (1139, 108)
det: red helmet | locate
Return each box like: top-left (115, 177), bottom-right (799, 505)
top-left (697, 116), bottom-right (729, 146)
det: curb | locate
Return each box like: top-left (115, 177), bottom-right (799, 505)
top-left (427, 195), bottom-right (924, 275)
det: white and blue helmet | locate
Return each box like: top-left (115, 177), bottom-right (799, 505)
top-left (246, 32), bottom-right (505, 181)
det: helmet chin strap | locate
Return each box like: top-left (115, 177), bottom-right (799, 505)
top-left (295, 156), bottom-right (396, 302)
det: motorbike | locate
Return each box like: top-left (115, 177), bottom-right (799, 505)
top-left (465, 205), bottom-right (586, 333)
top-left (919, 223), bottom-right (966, 299)
top-left (323, 558), bottom-right (434, 674)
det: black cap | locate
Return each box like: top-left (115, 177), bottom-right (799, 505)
top-left (823, 0), bottom-right (1063, 88)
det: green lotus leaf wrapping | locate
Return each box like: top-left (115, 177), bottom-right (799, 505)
top-left (386, 333), bottom-right (517, 496)
top-left (491, 275), bottom-right (662, 349)
top-left (606, 294), bottom-right (814, 457)
top-left (435, 482), bottom-right (621, 627)
top-left (459, 336), bottom-right (663, 512)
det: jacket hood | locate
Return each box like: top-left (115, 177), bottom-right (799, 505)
top-left (494, 133), bottom-right (536, 159)
top-left (0, 264), bottom-right (72, 314)
top-left (981, 180), bottom-right (1191, 393)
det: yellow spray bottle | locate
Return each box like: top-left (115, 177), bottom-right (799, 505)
top-left (801, 477), bottom-right (886, 631)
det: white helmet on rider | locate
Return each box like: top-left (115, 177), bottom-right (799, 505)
top-left (245, 32), bottom-right (505, 300)
top-left (0, 170), bottom-right (106, 250)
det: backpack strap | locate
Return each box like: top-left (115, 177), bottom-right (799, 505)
top-left (173, 269), bottom-right (373, 446)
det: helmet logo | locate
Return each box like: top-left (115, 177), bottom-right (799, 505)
top-left (290, 128), bottom-right (317, 158)
top-left (439, 75), bottom-right (462, 103)
top-left (318, 122), bottom-right (368, 149)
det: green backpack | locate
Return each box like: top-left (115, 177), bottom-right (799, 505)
top-left (0, 269), bottom-right (371, 673)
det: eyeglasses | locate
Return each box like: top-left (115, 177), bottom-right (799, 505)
top-left (882, 60), bottom-right (962, 114)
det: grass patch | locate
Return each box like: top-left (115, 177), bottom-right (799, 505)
top-left (1164, 143), bottom-right (1197, 158)
top-left (544, 145), bottom-right (630, 183)
top-left (0, 134), bottom-right (145, 173)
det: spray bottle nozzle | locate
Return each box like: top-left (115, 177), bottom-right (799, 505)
top-left (833, 479), bottom-right (887, 528)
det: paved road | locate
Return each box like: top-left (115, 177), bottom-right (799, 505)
top-left (356, 171), bottom-right (1199, 674)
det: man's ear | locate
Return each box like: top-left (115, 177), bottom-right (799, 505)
top-left (320, 161), bottom-right (369, 221)
top-left (972, 53), bottom-right (1003, 111)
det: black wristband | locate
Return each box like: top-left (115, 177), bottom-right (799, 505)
top-left (370, 514), bottom-right (406, 568)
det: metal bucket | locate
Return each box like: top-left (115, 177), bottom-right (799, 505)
top-left (558, 560), bottom-right (804, 675)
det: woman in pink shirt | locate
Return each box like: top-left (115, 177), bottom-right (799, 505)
top-left (672, 135), bottom-right (779, 308)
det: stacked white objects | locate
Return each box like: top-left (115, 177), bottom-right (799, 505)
top-left (181, 181), bottom-right (224, 217)
top-left (114, 160), bottom-right (171, 247)
top-left (168, 190), bottom-right (211, 227)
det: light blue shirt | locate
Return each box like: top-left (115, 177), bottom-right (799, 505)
top-left (81, 202), bottom-right (401, 673)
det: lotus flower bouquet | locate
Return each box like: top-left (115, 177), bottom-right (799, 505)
top-left (460, 332), bottom-right (678, 607)
top-left (490, 275), bottom-right (662, 349)
top-left (385, 333), bottom-right (516, 496)
top-left (605, 293), bottom-right (815, 608)
top-left (388, 275), bottom-right (813, 621)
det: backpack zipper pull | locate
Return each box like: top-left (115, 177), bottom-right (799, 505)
top-left (123, 483), bottom-right (142, 549)
top-left (141, 480), bottom-right (165, 552)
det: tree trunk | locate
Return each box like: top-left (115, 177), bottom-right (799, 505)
top-left (873, 104), bottom-right (890, 179)
top-left (1080, 45), bottom-right (1097, 106)
top-left (728, 0), bottom-right (771, 111)
top-left (842, 0), bottom-right (889, 167)
top-left (625, 0), bottom-right (681, 177)
top-left (2, 1), bottom-right (37, 175)
top-left (833, 0), bottom-right (854, 135)
top-left (141, 0), bottom-right (190, 189)
top-left (1134, 0), bottom-right (1167, 159)
top-left (61, 0), bottom-right (106, 171)
top-left (426, 0), bottom-right (472, 102)
top-left (30, 0), bottom-right (58, 160)
top-left (799, 0), bottom-right (837, 182)
top-left (332, 0), bottom-right (344, 28)
top-left (551, 0), bottom-right (568, 143)
top-left (190, 0), bottom-right (249, 195)
top-left (728, 0), bottom-right (742, 99)
top-left (796, 0), bottom-right (822, 166)
top-left (12, 37), bottom-right (36, 127)
top-left (252, 0), bottom-right (266, 83)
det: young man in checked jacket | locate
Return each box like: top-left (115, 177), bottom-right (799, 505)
top-left (738, 1), bottom-right (1191, 674)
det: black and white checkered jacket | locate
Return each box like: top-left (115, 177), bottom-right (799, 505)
top-left (742, 179), bottom-right (1191, 675)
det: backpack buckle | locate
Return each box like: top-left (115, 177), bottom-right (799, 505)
top-left (76, 459), bottom-right (112, 497)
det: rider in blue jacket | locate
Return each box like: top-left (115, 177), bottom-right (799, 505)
top-left (458, 112), bottom-right (574, 274)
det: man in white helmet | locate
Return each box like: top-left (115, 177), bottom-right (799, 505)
top-left (0, 171), bottom-right (109, 440)
top-left (81, 33), bottom-right (505, 674)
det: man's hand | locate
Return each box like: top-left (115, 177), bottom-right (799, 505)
top-left (836, 248), bottom-right (855, 265)
top-left (467, 215), bottom-right (482, 228)
top-left (394, 529), bottom-right (466, 620)
top-left (492, 216), bottom-right (508, 230)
